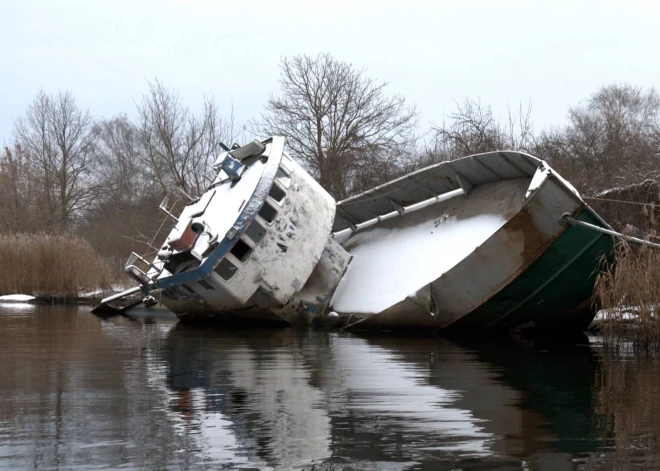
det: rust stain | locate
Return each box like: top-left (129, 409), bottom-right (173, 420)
top-left (471, 208), bottom-right (575, 311)
top-left (503, 209), bottom-right (546, 262)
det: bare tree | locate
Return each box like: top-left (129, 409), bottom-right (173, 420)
top-left (95, 115), bottom-right (153, 205)
top-left (14, 90), bottom-right (99, 230)
top-left (257, 53), bottom-right (419, 199)
top-left (82, 115), bottom-right (170, 265)
top-left (547, 84), bottom-right (660, 193)
top-left (135, 80), bottom-right (236, 197)
top-left (429, 97), bottom-right (537, 162)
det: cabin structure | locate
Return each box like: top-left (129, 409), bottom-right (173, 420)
top-left (123, 136), bottom-right (350, 324)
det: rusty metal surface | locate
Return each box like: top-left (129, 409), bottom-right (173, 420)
top-left (168, 220), bottom-right (198, 252)
top-left (333, 151), bottom-right (542, 232)
top-left (428, 176), bottom-right (583, 329)
top-left (334, 169), bottom-right (588, 330)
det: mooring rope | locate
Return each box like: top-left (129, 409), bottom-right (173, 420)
top-left (583, 196), bottom-right (660, 209)
top-left (560, 214), bottom-right (660, 249)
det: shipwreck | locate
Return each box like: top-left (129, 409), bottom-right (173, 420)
top-left (98, 136), bottom-right (615, 332)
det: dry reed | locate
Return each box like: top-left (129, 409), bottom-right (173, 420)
top-left (594, 241), bottom-right (660, 352)
top-left (0, 233), bottom-right (116, 299)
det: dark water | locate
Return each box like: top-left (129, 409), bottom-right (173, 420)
top-left (1, 305), bottom-right (660, 470)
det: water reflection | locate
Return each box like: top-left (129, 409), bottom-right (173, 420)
top-left (591, 344), bottom-right (660, 469)
top-left (1, 306), bottom-right (660, 469)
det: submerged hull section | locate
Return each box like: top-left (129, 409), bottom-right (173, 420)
top-left (331, 160), bottom-right (614, 332)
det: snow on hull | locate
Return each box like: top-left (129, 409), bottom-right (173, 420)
top-left (331, 179), bottom-right (530, 315)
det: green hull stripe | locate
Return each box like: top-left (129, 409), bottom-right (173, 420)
top-left (486, 231), bottom-right (604, 327)
top-left (451, 209), bottom-right (614, 331)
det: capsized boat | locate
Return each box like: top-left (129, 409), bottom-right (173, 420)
top-left (97, 136), bottom-right (614, 332)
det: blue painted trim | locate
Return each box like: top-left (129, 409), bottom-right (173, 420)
top-left (148, 137), bottom-right (284, 291)
top-left (221, 155), bottom-right (246, 180)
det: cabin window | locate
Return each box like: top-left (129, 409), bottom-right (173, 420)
top-left (281, 154), bottom-right (295, 174)
top-left (247, 286), bottom-right (273, 307)
top-left (163, 288), bottom-right (179, 300)
top-left (258, 201), bottom-right (277, 224)
top-left (268, 184), bottom-right (286, 203)
top-left (181, 284), bottom-right (196, 295)
top-left (230, 238), bottom-right (252, 262)
top-left (215, 257), bottom-right (238, 280)
top-left (198, 279), bottom-right (215, 290)
top-left (245, 221), bottom-right (266, 244)
top-left (275, 167), bottom-right (291, 188)
top-left (172, 286), bottom-right (189, 297)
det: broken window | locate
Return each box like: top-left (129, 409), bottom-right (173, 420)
top-left (172, 285), bottom-right (197, 298)
top-left (198, 279), bottom-right (215, 290)
top-left (162, 288), bottom-right (179, 300)
top-left (280, 154), bottom-right (295, 174)
top-left (214, 257), bottom-right (238, 280)
top-left (258, 201), bottom-right (277, 224)
top-left (230, 238), bottom-right (252, 262)
top-left (245, 221), bottom-right (266, 244)
top-left (268, 184), bottom-right (286, 203)
top-left (275, 167), bottom-right (291, 188)
top-left (172, 286), bottom-right (189, 297)
top-left (247, 286), bottom-right (273, 307)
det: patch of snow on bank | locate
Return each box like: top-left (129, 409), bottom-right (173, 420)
top-left (0, 294), bottom-right (35, 302)
top-left (588, 305), bottom-right (657, 329)
top-left (592, 305), bottom-right (656, 320)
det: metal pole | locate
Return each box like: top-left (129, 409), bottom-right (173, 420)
top-left (560, 213), bottom-right (660, 249)
top-left (100, 286), bottom-right (142, 305)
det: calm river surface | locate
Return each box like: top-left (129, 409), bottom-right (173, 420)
top-left (1, 304), bottom-right (659, 470)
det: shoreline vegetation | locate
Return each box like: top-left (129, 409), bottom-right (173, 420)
top-left (2, 234), bottom-right (660, 346)
top-left (0, 233), bottom-right (119, 303)
top-left (594, 241), bottom-right (660, 352)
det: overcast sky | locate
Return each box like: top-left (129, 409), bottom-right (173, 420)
top-left (1, 0), bottom-right (659, 146)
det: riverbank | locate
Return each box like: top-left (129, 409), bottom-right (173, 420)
top-left (3, 235), bottom-right (660, 344)
top-left (0, 233), bottom-right (120, 302)
top-left (594, 241), bottom-right (660, 352)
top-left (0, 289), bottom-right (129, 306)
